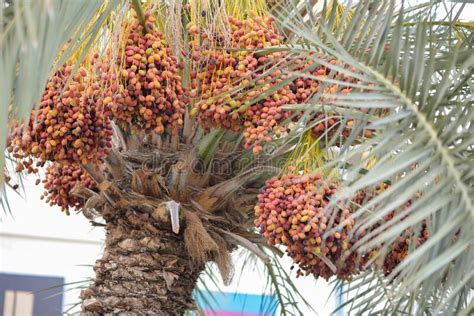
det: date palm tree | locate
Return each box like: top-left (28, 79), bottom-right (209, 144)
top-left (1, 0), bottom-right (473, 315)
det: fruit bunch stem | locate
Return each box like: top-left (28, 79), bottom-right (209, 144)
top-left (131, 0), bottom-right (148, 33)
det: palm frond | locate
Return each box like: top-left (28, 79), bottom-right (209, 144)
top-left (269, 0), bottom-right (473, 313)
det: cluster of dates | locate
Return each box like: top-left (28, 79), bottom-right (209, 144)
top-left (108, 13), bottom-right (185, 134)
top-left (190, 14), bottom-right (295, 153)
top-left (256, 175), bottom-right (428, 279)
top-left (7, 64), bottom-right (112, 212)
top-left (255, 173), bottom-right (370, 279)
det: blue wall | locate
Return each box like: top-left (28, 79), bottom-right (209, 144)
top-left (0, 273), bottom-right (64, 316)
top-left (195, 291), bottom-right (277, 315)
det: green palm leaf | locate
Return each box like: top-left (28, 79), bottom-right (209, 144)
top-left (269, 0), bottom-right (473, 313)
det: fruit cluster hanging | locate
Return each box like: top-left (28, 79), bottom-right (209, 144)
top-left (108, 13), bottom-right (186, 134)
top-left (255, 173), bottom-right (371, 279)
top-left (190, 13), bottom-right (295, 153)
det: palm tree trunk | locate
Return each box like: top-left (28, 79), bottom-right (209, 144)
top-left (80, 210), bottom-right (205, 315)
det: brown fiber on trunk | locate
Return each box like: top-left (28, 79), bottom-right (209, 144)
top-left (80, 210), bottom-right (205, 315)
top-left (76, 131), bottom-right (266, 315)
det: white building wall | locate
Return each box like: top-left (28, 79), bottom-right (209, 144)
top-left (0, 179), bottom-right (104, 313)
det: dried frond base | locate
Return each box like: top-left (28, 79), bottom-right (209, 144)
top-left (77, 128), bottom-right (268, 313)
